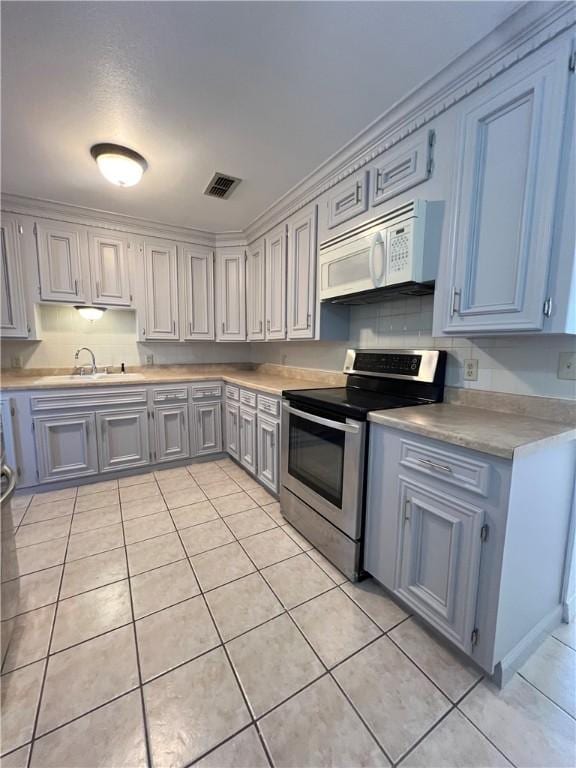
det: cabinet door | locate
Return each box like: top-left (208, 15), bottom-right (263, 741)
top-left (239, 407), bottom-right (257, 474)
top-left (396, 479), bottom-right (484, 653)
top-left (257, 416), bottom-right (279, 493)
top-left (327, 170), bottom-right (369, 229)
top-left (88, 230), bottom-right (131, 306)
top-left (97, 409), bottom-right (150, 472)
top-left (35, 219), bottom-right (89, 303)
top-left (287, 206), bottom-right (317, 339)
top-left (445, 46), bottom-right (569, 333)
top-left (265, 225), bottom-right (286, 340)
top-left (34, 413), bottom-right (98, 482)
top-left (144, 239), bottom-right (179, 340)
top-left (246, 240), bottom-right (265, 341)
top-left (180, 246), bottom-right (215, 340)
top-left (216, 251), bottom-right (246, 341)
top-left (1, 214), bottom-right (28, 338)
top-left (154, 404), bottom-right (190, 463)
top-left (192, 402), bottom-right (222, 456)
top-left (225, 401), bottom-right (240, 459)
top-left (370, 130), bottom-right (433, 208)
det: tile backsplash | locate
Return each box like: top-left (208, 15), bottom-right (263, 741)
top-left (2, 299), bottom-right (575, 401)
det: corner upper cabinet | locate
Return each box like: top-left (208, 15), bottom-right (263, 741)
top-left (88, 230), bottom-right (132, 307)
top-left (1, 213), bottom-right (28, 338)
top-left (180, 245), bottom-right (215, 340)
top-left (35, 219), bottom-right (89, 303)
top-left (143, 238), bottom-right (179, 340)
top-left (246, 240), bottom-right (265, 341)
top-left (216, 250), bottom-right (246, 341)
top-left (443, 41), bottom-right (571, 334)
top-left (264, 225), bottom-right (286, 340)
top-left (287, 205), bottom-right (317, 339)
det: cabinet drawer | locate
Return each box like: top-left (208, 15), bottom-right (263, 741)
top-left (225, 385), bottom-right (240, 401)
top-left (257, 394), bottom-right (280, 418)
top-left (30, 388), bottom-right (148, 412)
top-left (399, 438), bottom-right (490, 497)
top-left (240, 389), bottom-right (256, 409)
top-left (190, 382), bottom-right (222, 401)
top-left (152, 386), bottom-right (188, 403)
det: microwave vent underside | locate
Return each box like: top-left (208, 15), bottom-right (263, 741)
top-left (323, 281), bottom-right (435, 305)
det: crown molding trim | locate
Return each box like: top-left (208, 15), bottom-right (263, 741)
top-left (0, 193), bottom-right (218, 247)
top-left (244, 1), bottom-right (576, 242)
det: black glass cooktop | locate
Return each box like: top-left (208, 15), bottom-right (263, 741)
top-left (282, 387), bottom-right (425, 421)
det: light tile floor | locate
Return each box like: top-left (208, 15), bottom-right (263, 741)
top-left (1, 458), bottom-right (575, 768)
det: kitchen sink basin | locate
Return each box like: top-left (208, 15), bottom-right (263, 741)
top-left (40, 373), bottom-right (145, 383)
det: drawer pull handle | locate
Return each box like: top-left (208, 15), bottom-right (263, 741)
top-left (417, 458), bottom-right (453, 473)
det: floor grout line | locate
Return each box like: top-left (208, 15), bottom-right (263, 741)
top-left (516, 670), bottom-right (576, 721)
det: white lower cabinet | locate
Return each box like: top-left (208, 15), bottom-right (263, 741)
top-left (224, 401), bottom-right (240, 459)
top-left (239, 407), bottom-right (257, 474)
top-left (97, 409), bottom-right (150, 472)
top-left (257, 415), bottom-right (279, 493)
top-left (192, 402), bottom-right (222, 456)
top-left (154, 404), bottom-right (190, 463)
top-left (34, 413), bottom-right (99, 482)
top-left (396, 478), bottom-right (484, 652)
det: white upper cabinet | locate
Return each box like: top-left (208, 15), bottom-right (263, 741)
top-left (370, 130), bottom-right (434, 208)
top-left (443, 40), bottom-right (571, 334)
top-left (327, 169), bottom-right (369, 229)
top-left (1, 213), bottom-right (28, 338)
top-left (35, 219), bottom-right (89, 303)
top-left (143, 238), bottom-right (179, 340)
top-left (88, 230), bottom-right (132, 307)
top-left (287, 205), bottom-right (317, 340)
top-left (246, 239), bottom-right (265, 341)
top-left (180, 245), bottom-right (215, 341)
top-left (264, 224), bottom-right (287, 340)
top-left (216, 250), bottom-right (246, 341)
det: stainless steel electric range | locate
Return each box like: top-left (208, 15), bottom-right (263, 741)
top-left (280, 348), bottom-right (446, 581)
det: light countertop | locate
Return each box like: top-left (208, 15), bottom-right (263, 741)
top-left (368, 403), bottom-right (576, 460)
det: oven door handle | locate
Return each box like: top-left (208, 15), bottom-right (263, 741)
top-left (282, 402), bottom-right (361, 434)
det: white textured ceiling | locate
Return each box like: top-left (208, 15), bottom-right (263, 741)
top-left (2, 1), bottom-right (520, 232)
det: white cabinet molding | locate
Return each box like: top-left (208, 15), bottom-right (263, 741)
top-left (287, 205), bottom-right (317, 339)
top-left (88, 230), bottom-right (132, 307)
top-left (216, 250), bottom-right (246, 341)
top-left (264, 225), bottom-right (287, 340)
top-left (35, 219), bottom-right (89, 304)
top-left (246, 239), bottom-right (266, 341)
top-left (143, 239), bottom-right (179, 340)
top-left (180, 245), bottom-right (215, 340)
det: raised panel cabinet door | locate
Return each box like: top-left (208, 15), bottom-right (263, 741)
top-left (35, 219), bottom-right (89, 303)
top-left (257, 416), bottom-right (279, 493)
top-left (370, 130), bottom-right (434, 208)
top-left (396, 479), bottom-right (485, 653)
top-left (225, 401), bottom-right (240, 459)
top-left (88, 230), bottom-right (131, 306)
top-left (97, 408), bottom-right (150, 472)
top-left (154, 404), bottom-right (190, 463)
top-left (180, 246), bottom-right (215, 340)
top-left (287, 206), bottom-right (317, 339)
top-left (264, 225), bottom-right (287, 340)
top-left (193, 402), bottom-right (223, 456)
top-left (239, 407), bottom-right (257, 474)
top-left (445, 43), bottom-right (570, 333)
top-left (0, 214), bottom-right (28, 338)
top-left (216, 251), bottom-right (246, 341)
top-left (34, 413), bottom-right (98, 482)
top-left (246, 240), bottom-right (265, 340)
top-left (327, 170), bottom-right (369, 229)
top-left (144, 239), bottom-right (179, 339)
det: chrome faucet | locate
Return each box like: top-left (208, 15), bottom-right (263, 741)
top-left (74, 347), bottom-right (97, 375)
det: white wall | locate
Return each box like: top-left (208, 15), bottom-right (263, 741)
top-left (251, 296), bottom-right (576, 401)
top-left (0, 306), bottom-right (252, 369)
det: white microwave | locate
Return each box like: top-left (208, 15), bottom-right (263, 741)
top-left (319, 199), bottom-right (437, 303)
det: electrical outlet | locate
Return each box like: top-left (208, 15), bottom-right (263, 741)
top-left (11, 356), bottom-right (22, 369)
top-left (145, 354), bottom-right (154, 366)
top-left (558, 352), bottom-right (576, 380)
top-left (464, 358), bottom-right (479, 381)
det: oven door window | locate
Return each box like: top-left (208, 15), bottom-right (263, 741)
top-left (288, 413), bottom-right (344, 508)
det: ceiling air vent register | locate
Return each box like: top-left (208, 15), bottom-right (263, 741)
top-left (204, 172), bottom-right (241, 199)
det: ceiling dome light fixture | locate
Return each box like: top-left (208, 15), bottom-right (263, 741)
top-left (74, 305), bottom-right (107, 321)
top-left (90, 143), bottom-right (147, 187)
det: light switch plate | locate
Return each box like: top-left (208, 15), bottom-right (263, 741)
top-left (558, 352), bottom-right (576, 380)
top-left (464, 358), bottom-right (478, 381)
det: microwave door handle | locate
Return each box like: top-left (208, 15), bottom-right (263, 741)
top-left (282, 402), bottom-right (361, 434)
top-left (369, 231), bottom-right (386, 288)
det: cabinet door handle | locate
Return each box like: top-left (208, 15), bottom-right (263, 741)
top-left (417, 457), bottom-right (453, 474)
top-left (450, 287), bottom-right (461, 318)
top-left (259, 320), bottom-right (263, 334)
top-left (189, 322), bottom-right (194, 336)
top-left (306, 313), bottom-right (311, 328)
top-left (173, 320), bottom-right (176, 335)
top-left (266, 320), bottom-right (271, 333)
top-left (355, 182), bottom-right (362, 203)
top-left (404, 499), bottom-right (411, 522)
top-left (74, 279), bottom-right (79, 296)
top-left (95, 280), bottom-right (100, 298)
top-left (221, 322), bottom-right (225, 335)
